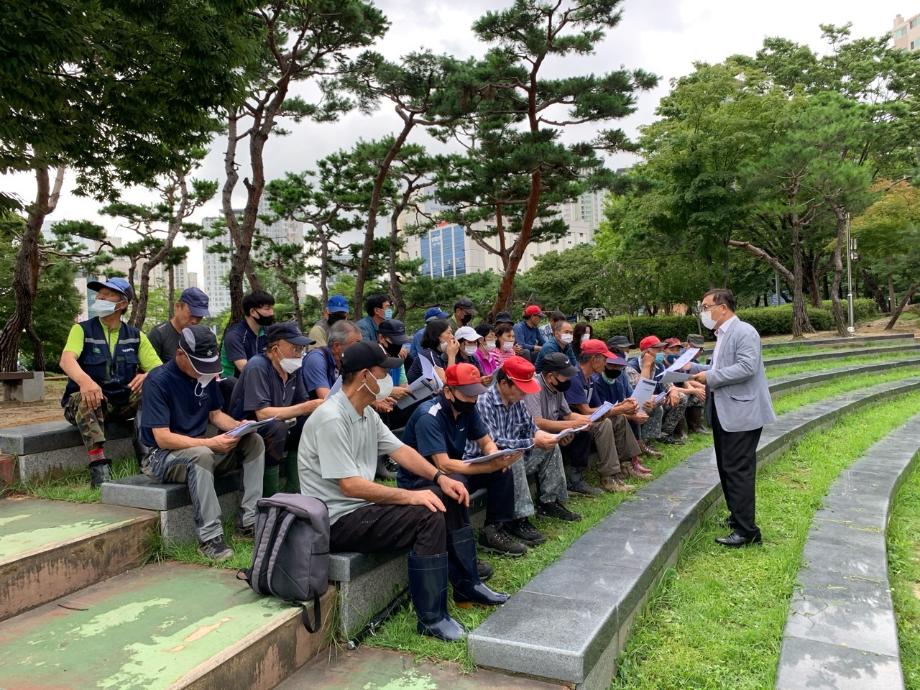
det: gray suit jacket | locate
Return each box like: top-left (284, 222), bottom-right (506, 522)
top-left (703, 319), bottom-right (776, 432)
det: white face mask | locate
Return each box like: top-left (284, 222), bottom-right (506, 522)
top-left (91, 298), bottom-right (119, 316)
top-left (560, 333), bottom-right (574, 344)
top-left (280, 357), bottom-right (302, 374)
top-left (485, 339), bottom-right (497, 351)
top-left (581, 333), bottom-right (590, 343)
top-left (700, 310), bottom-right (717, 330)
top-left (439, 341), bottom-right (449, 353)
top-left (501, 341), bottom-right (514, 352)
top-left (464, 345), bottom-right (478, 356)
top-left (364, 371), bottom-right (394, 401)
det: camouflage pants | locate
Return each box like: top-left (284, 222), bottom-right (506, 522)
top-left (661, 392), bottom-right (690, 436)
top-left (63, 389), bottom-right (141, 454)
top-left (512, 445), bottom-right (568, 519)
top-left (640, 406), bottom-right (664, 440)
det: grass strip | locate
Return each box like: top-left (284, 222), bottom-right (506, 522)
top-left (2, 456), bottom-right (137, 503)
top-left (610, 389), bottom-right (920, 690)
top-left (887, 455), bottom-right (920, 689)
top-left (766, 352), bottom-right (920, 380)
top-left (762, 339), bottom-right (912, 359)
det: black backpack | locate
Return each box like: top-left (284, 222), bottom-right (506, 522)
top-left (238, 494), bottom-right (330, 633)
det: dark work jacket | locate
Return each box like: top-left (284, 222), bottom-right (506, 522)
top-left (62, 318), bottom-right (140, 406)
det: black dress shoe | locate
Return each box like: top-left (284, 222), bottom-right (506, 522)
top-left (715, 531), bottom-right (762, 548)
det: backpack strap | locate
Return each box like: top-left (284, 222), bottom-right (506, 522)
top-left (300, 596), bottom-right (321, 634)
top-left (264, 511), bottom-right (297, 598)
top-left (250, 506), bottom-right (280, 593)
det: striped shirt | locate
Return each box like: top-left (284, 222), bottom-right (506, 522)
top-left (464, 383), bottom-right (536, 458)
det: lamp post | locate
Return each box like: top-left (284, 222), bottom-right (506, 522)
top-left (845, 213), bottom-right (855, 335)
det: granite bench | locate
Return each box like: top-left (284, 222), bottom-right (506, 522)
top-left (775, 413), bottom-right (920, 690)
top-left (0, 371), bottom-right (43, 403)
top-left (0, 419), bottom-right (135, 484)
top-left (101, 471), bottom-right (242, 543)
top-left (468, 377), bottom-right (920, 690)
top-left (764, 343), bottom-right (920, 367)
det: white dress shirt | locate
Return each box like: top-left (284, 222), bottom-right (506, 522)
top-left (710, 315), bottom-right (739, 370)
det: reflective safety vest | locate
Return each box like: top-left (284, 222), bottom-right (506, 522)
top-left (61, 318), bottom-right (141, 406)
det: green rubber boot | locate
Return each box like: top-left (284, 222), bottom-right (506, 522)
top-left (283, 448), bottom-right (300, 494)
top-left (262, 465), bottom-right (280, 497)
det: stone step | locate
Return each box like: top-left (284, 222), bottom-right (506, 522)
top-left (764, 343), bottom-right (920, 366)
top-left (768, 356), bottom-right (920, 393)
top-left (0, 561), bottom-right (334, 690)
top-left (775, 413), bottom-right (920, 690)
top-left (761, 332), bottom-right (915, 350)
top-left (468, 377), bottom-right (920, 690)
top-left (0, 496), bottom-right (156, 621)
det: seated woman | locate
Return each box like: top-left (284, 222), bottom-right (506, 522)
top-left (473, 323), bottom-right (502, 381)
top-left (406, 319), bottom-right (457, 384)
top-left (493, 323), bottom-right (522, 367)
top-left (572, 321), bottom-right (594, 359)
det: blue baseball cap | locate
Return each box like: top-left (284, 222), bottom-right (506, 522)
top-left (87, 276), bottom-right (134, 301)
top-left (424, 306), bottom-right (450, 321)
top-left (327, 295), bottom-right (349, 313)
top-left (179, 287), bottom-right (210, 317)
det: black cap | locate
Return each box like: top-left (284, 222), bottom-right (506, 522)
top-left (378, 319), bottom-right (409, 345)
top-left (340, 341), bottom-right (402, 374)
top-left (454, 297), bottom-right (474, 310)
top-left (265, 321), bottom-right (313, 346)
top-left (607, 335), bottom-right (633, 350)
top-left (494, 311), bottom-right (513, 324)
top-left (686, 334), bottom-right (706, 347)
top-left (178, 325), bottom-right (221, 374)
top-left (541, 352), bottom-right (578, 377)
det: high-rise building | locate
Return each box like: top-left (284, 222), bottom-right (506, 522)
top-left (892, 13), bottom-right (920, 50)
top-left (402, 189), bottom-right (608, 277)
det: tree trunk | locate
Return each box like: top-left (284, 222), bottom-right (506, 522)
top-left (318, 231), bottom-right (330, 306)
top-left (492, 169), bottom-right (543, 319)
top-left (0, 165), bottom-right (64, 371)
top-left (828, 210), bottom-right (847, 337)
top-left (861, 268), bottom-right (887, 313)
top-left (790, 221), bottom-right (814, 338)
top-left (132, 261), bottom-right (153, 329)
top-left (888, 274), bottom-right (897, 314)
top-left (284, 279), bottom-right (303, 330)
top-left (388, 211), bottom-right (406, 320)
top-left (807, 265), bottom-right (821, 308)
top-left (168, 265), bottom-right (175, 318)
top-left (885, 283), bottom-right (918, 330)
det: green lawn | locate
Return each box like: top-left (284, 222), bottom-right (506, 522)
top-left (610, 390), bottom-right (920, 690)
top-left (888, 455), bottom-right (920, 690)
top-left (762, 338), bottom-right (912, 359)
top-left (766, 351), bottom-right (920, 380)
top-left (5, 456), bottom-right (138, 503)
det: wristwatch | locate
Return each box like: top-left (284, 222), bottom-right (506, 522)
top-left (432, 470), bottom-right (445, 484)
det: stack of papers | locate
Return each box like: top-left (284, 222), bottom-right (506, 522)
top-left (589, 401), bottom-right (613, 422)
top-left (463, 446), bottom-right (532, 465)
top-left (227, 417), bottom-right (276, 438)
top-left (551, 424), bottom-right (589, 442)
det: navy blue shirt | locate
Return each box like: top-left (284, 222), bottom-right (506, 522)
top-left (228, 353), bottom-right (308, 420)
top-left (221, 320), bottom-right (266, 377)
top-left (564, 366), bottom-right (603, 408)
top-left (141, 360), bottom-right (222, 448)
top-left (301, 347), bottom-right (337, 399)
top-left (594, 372), bottom-right (632, 405)
top-left (513, 320), bottom-right (545, 354)
top-left (397, 395), bottom-right (489, 485)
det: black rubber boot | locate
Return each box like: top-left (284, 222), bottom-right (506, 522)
top-left (408, 552), bottom-right (466, 641)
top-left (89, 460), bottom-right (111, 488)
top-left (447, 526), bottom-right (509, 606)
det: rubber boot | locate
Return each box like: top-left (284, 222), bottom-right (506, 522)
top-left (447, 526), bottom-right (509, 606)
top-left (89, 460), bottom-right (111, 488)
top-left (407, 552), bottom-right (466, 641)
top-left (262, 465), bottom-right (280, 497)
top-left (282, 448), bottom-right (300, 493)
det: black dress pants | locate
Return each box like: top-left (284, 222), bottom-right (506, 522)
top-left (711, 402), bottom-right (762, 538)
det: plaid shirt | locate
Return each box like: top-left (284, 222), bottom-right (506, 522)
top-left (464, 383), bottom-right (536, 458)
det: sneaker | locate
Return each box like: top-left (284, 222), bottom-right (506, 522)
top-left (479, 524), bottom-right (528, 557)
top-left (477, 559), bottom-right (494, 582)
top-left (567, 477), bottom-right (603, 497)
top-left (538, 500), bottom-right (582, 522)
top-left (657, 434), bottom-right (685, 445)
top-left (640, 443), bottom-right (663, 458)
top-left (600, 476), bottom-right (637, 493)
top-left (234, 521), bottom-right (255, 540)
top-left (198, 536), bottom-right (234, 562)
top-left (506, 518), bottom-right (546, 546)
top-left (89, 461), bottom-right (111, 488)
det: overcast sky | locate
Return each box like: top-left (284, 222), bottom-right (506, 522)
top-left (2, 0), bottom-right (910, 275)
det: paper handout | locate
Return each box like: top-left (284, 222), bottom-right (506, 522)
top-left (419, 353), bottom-right (444, 390)
top-left (660, 371), bottom-right (691, 385)
top-left (664, 348), bottom-right (700, 373)
top-left (227, 417), bottom-right (277, 438)
top-left (463, 446), bottom-right (532, 465)
top-left (589, 401), bottom-right (613, 422)
top-left (551, 424), bottom-right (589, 442)
top-left (396, 376), bottom-right (438, 409)
top-left (630, 378), bottom-right (658, 408)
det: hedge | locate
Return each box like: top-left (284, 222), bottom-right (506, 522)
top-left (591, 299), bottom-right (879, 342)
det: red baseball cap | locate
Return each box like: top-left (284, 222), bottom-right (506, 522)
top-left (581, 339), bottom-right (617, 359)
top-left (639, 335), bottom-right (664, 351)
top-left (445, 363), bottom-right (487, 396)
top-left (523, 305), bottom-right (543, 317)
top-left (501, 356), bottom-right (541, 394)
top-left (664, 337), bottom-right (682, 347)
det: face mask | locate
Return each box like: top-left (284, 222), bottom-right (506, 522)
top-left (700, 310), bottom-right (716, 330)
top-left (655, 353), bottom-right (665, 364)
top-left (451, 397), bottom-right (477, 415)
top-left (364, 371), bottom-right (393, 401)
top-left (384, 340), bottom-right (402, 357)
top-left (189, 364), bottom-right (218, 397)
top-left (280, 357), bottom-right (302, 374)
top-left (604, 368), bottom-right (623, 381)
top-left (463, 345), bottom-right (478, 357)
top-left (91, 298), bottom-right (118, 316)
top-left (254, 312), bottom-right (274, 327)
top-left (383, 307), bottom-right (393, 319)
top-left (486, 339), bottom-right (497, 351)
top-left (560, 333), bottom-right (574, 345)
top-left (328, 312), bottom-right (347, 326)
top-left (581, 333), bottom-right (590, 343)
top-left (460, 312), bottom-right (473, 325)
top-left (665, 354), bottom-right (678, 365)
top-left (552, 377), bottom-right (572, 392)
top-left (501, 341), bottom-right (514, 352)
top-left (439, 341), bottom-right (449, 353)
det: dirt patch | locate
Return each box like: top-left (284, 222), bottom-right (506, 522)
top-left (0, 379), bottom-right (68, 428)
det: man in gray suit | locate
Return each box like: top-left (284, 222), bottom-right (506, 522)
top-left (691, 289), bottom-right (776, 547)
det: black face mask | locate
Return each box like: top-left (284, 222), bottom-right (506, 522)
top-left (604, 368), bottom-right (623, 379)
top-left (460, 312), bottom-right (473, 325)
top-left (384, 340), bottom-right (402, 357)
top-left (552, 377), bottom-right (572, 392)
top-left (254, 312), bottom-right (275, 327)
top-left (451, 398), bottom-right (477, 415)
top-left (328, 312), bottom-right (347, 326)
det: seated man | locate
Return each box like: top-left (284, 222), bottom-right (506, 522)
top-left (564, 340), bottom-right (646, 493)
top-left (307, 294), bottom-right (349, 351)
top-left (534, 319), bottom-right (576, 372)
top-left (298, 341), bottom-right (471, 642)
top-left (398, 363), bottom-right (521, 599)
top-left (60, 277), bottom-right (162, 487)
top-left (467, 356), bottom-right (574, 549)
top-left (301, 320), bottom-right (363, 400)
top-left (229, 322), bottom-right (323, 496)
top-left (141, 325), bottom-right (264, 562)
top-left (627, 335), bottom-right (689, 445)
top-left (609, 336), bottom-right (662, 459)
top-left (147, 287), bottom-right (210, 363)
top-left (219, 289), bottom-right (275, 408)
